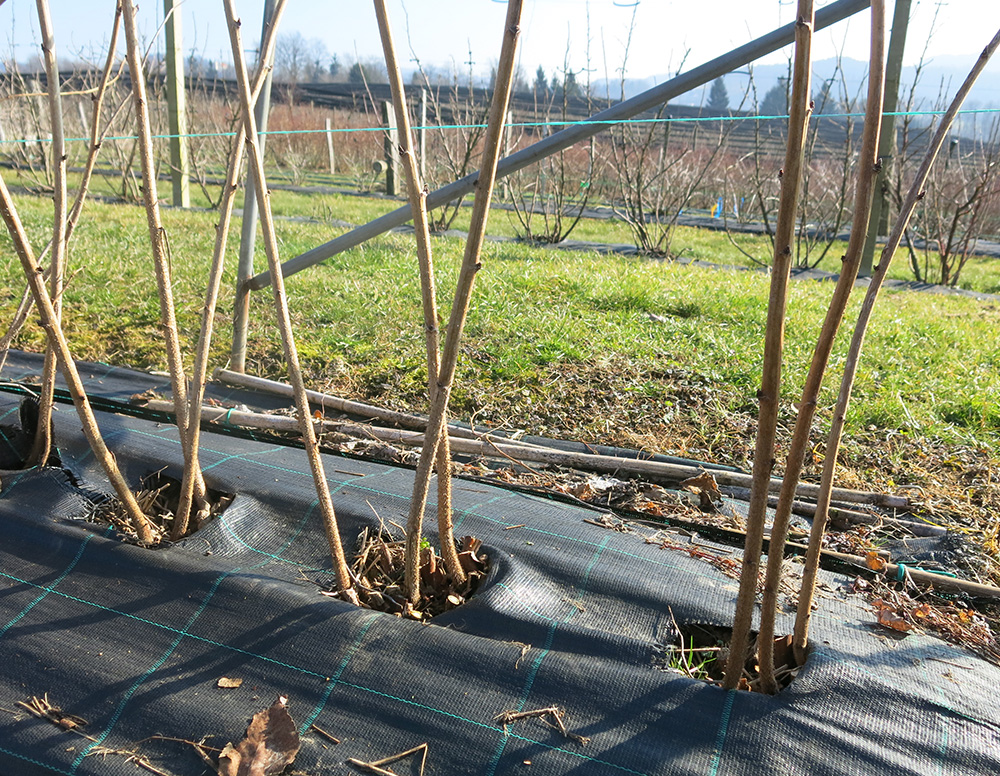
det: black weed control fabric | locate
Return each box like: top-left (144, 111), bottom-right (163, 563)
top-left (1, 356), bottom-right (999, 775)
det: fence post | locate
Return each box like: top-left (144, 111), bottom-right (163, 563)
top-left (419, 87), bottom-right (427, 181)
top-left (860, 0), bottom-right (911, 276)
top-left (75, 99), bottom-right (88, 136)
top-left (382, 99), bottom-right (399, 195)
top-left (163, 0), bottom-right (191, 207)
top-left (230, 0), bottom-right (277, 372)
top-left (325, 116), bottom-right (336, 174)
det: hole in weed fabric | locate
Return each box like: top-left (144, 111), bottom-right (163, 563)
top-left (342, 526), bottom-right (488, 621)
top-left (655, 621), bottom-right (801, 694)
top-left (0, 397), bottom-right (61, 470)
top-left (86, 470), bottom-right (234, 546)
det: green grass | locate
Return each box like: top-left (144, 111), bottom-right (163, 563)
top-left (2, 169), bottom-right (998, 497)
top-left (3, 182), bottom-right (997, 447)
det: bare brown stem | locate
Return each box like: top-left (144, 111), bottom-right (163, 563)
top-left (223, 0), bottom-right (353, 596)
top-left (373, 0), bottom-right (466, 585)
top-left (400, 0), bottom-right (523, 605)
top-left (172, 0), bottom-right (289, 539)
top-left (120, 0), bottom-right (207, 518)
top-left (792, 24), bottom-right (1000, 665)
top-left (755, 0), bottom-right (886, 694)
top-left (0, 6), bottom-right (124, 377)
top-left (0, 174), bottom-right (153, 543)
top-left (722, 0), bottom-right (816, 691)
top-left (26, 0), bottom-right (68, 469)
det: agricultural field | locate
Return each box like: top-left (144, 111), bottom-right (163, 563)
top-left (3, 166), bottom-right (998, 577)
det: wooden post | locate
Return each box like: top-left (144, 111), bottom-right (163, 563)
top-left (163, 0), bottom-right (190, 207)
top-left (419, 87), bottom-right (427, 181)
top-left (76, 99), bottom-right (88, 136)
top-left (231, 0), bottom-right (277, 372)
top-left (501, 108), bottom-right (513, 197)
top-left (325, 116), bottom-right (335, 174)
top-left (382, 99), bottom-right (399, 195)
top-left (27, 77), bottom-right (51, 179)
top-left (860, 0), bottom-right (910, 276)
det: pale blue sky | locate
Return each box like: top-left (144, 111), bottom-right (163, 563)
top-left (1, 1), bottom-right (994, 83)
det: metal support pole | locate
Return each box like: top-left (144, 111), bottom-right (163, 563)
top-left (381, 100), bottom-right (399, 195)
top-left (163, 0), bottom-right (190, 207)
top-left (860, 0), bottom-right (911, 276)
top-left (230, 0), bottom-right (277, 372)
top-left (249, 0), bottom-right (870, 290)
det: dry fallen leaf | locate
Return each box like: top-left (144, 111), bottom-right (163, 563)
top-left (217, 677), bottom-right (243, 689)
top-left (680, 471), bottom-right (723, 511)
top-left (873, 601), bottom-right (912, 633)
top-left (865, 551), bottom-right (887, 572)
top-left (217, 695), bottom-right (300, 776)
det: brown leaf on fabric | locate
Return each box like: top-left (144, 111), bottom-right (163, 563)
top-left (216, 696), bottom-right (300, 776)
top-left (865, 551), bottom-right (887, 572)
top-left (680, 472), bottom-right (723, 511)
top-left (217, 677), bottom-right (243, 689)
top-left (872, 600), bottom-right (913, 633)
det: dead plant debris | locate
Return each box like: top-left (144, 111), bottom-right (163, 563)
top-left (330, 526), bottom-right (488, 620)
top-left (15, 693), bottom-right (87, 732)
top-left (855, 575), bottom-right (1000, 665)
top-left (86, 470), bottom-right (234, 546)
top-left (495, 706), bottom-right (589, 746)
top-left (347, 742), bottom-right (428, 776)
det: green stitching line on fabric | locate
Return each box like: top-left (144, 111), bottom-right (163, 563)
top-left (485, 537), bottom-right (609, 776)
top-left (0, 529), bottom-right (108, 638)
top-left (935, 687), bottom-right (950, 776)
top-left (216, 497), bottom-right (321, 567)
top-left (0, 746), bottom-right (76, 776)
top-left (707, 689), bottom-right (737, 776)
top-left (0, 566), bottom-right (650, 776)
top-left (70, 564), bottom-right (247, 770)
top-left (299, 611), bottom-right (380, 734)
top-left (335, 678), bottom-right (651, 776)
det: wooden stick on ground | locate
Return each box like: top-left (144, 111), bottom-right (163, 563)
top-left (400, 0), bottom-right (524, 606)
top-left (223, 0), bottom-right (354, 598)
top-left (171, 0), bottom-right (289, 539)
top-left (213, 368), bottom-right (547, 450)
top-left (373, 0), bottom-right (465, 585)
top-left (755, 0), bottom-right (886, 695)
top-left (26, 0), bottom-right (68, 468)
top-left (120, 0), bottom-right (208, 518)
top-left (792, 25), bottom-right (1000, 665)
top-left (0, 175), bottom-right (153, 544)
top-left (142, 397), bottom-right (906, 509)
top-left (721, 0), bottom-right (816, 691)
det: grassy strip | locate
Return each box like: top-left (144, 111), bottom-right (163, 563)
top-left (13, 166), bottom-right (1000, 294)
top-left (2, 186), bottom-right (997, 531)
